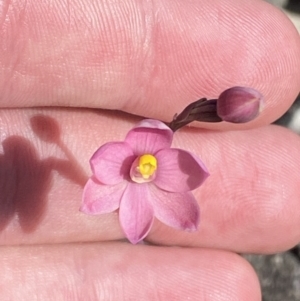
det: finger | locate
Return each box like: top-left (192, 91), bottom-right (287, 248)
top-left (0, 242), bottom-right (261, 301)
top-left (149, 123), bottom-right (300, 252)
top-left (0, 0), bottom-right (299, 130)
top-left (0, 108), bottom-right (299, 254)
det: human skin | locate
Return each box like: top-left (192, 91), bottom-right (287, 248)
top-left (0, 0), bottom-right (299, 300)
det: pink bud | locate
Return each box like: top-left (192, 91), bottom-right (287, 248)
top-left (217, 86), bottom-right (264, 123)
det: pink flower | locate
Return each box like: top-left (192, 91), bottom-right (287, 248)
top-left (81, 119), bottom-right (209, 244)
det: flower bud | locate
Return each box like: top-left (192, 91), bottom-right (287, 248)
top-left (217, 86), bottom-right (264, 123)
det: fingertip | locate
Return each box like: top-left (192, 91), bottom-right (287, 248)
top-left (0, 243), bottom-right (261, 301)
top-left (148, 0), bottom-right (300, 130)
top-left (1, 0), bottom-right (299, 132)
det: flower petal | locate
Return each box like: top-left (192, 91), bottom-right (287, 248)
top-left (119, 183), bottom-right (154, 244)
top-left (80, 177), bottom-right (126, 214)
top-left (149, 185), bottom-right (200, 231)
top-left (125, 119), bottom-right (173, 155)
top-left (154, 148), bottom-right (209, 192)
top-left (90, 142), bottom-right (135, 185)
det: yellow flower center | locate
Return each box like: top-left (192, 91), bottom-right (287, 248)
top-left (130, 154), bottom-right (158, 183)
top-left (138, 154), bottom-right (157, 179)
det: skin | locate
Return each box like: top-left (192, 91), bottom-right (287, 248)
top-left (0, 0), bottom-right (299, 300)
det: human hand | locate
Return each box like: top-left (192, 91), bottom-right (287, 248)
top-left (0, 0), bottom-right (299, 300)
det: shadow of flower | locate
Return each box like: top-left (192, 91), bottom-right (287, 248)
top-left (0, 136), bottom-right (53, 232)
top-left (0, 114), bottom-right (88, 232)
top-left (30, 114), bottom-right (88, 187)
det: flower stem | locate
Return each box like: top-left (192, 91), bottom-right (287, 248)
top-left (167, 98), bottom-right (222, 132)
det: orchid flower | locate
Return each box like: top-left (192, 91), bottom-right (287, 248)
top-left (81, 86), bottom-right (264, 244)
top-left (81, 119), bottom-right (209, 244)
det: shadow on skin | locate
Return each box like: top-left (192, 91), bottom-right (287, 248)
top-left (30, 114), bottom-right (88, 187)
top-left (0, 115), bottom-right (88, 232)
